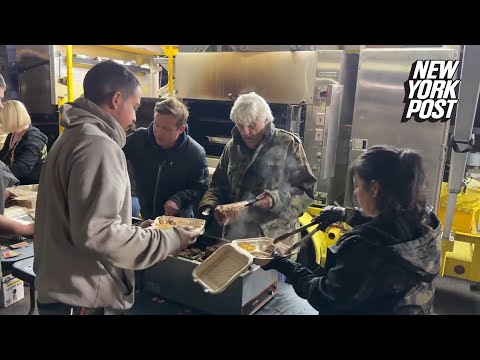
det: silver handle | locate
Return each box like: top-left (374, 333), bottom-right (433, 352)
top-left (322, 84), bottom-right (344, 180)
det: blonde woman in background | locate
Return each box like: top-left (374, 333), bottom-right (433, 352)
top-left (0, 100), bottom-right (48, 185)
top-left (0, 75), bottom-right (34, 237)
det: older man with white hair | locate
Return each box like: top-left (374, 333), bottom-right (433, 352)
top-left (200, 92), bottom-right (317, 242)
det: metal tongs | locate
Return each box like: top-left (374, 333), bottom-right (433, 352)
top-left (284, 226), bottom-right (323, 255)
top-left (273, 217), bottom-right (320, 244)
top-left (273, 217), bottom-right (327, 255)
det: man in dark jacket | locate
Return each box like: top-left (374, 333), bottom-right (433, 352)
top-left (124, 96), bottom-right (209, 220)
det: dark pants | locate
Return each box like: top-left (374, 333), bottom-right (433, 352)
top-left (132, 196), bottom-right (141, 218)
top-left (37, 302), bottom-right (105, 315)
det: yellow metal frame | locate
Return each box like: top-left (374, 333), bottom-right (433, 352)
top-left (66, 45), bottom-right (74, 103)
top-left (438, 181), bottom-right (480, 283)
top-left (161, 45), bottom-right (179, 95)
top-left (438, 206), bottom-right (479, 234)
top-left (58, 45), bottom-right (74, 135)
top-left (441, 230), bottom-right (480, 282)
top-left (58, 44), bottom-right (168, 133)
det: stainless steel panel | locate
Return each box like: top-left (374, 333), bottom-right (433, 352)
top-left (175, 52), bottom-right (316, 104)
top-left (48, 46), bottom-right (56, 105)
top-left (0, 46), bottom-right (8, 80)
top-left (302, 51), bottom-right (345, 203)
top-left (345, 48), bottom-right (454, 209)
top-left (175, 50), bottom-right (355, 205)
top-left (322, 84), bottom-right (344, 180)
top-left (286, 102), bottom-right (305, 137)
top-left (240, 268), bottom-right (278, 307)
top-left (179, 45), bottom-right (316, 53)
top-left (329, 53), bottom-right (359, 205)
top-left (15, 45), bottom-right (55, 114)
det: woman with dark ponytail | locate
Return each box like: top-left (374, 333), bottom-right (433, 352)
top-left (262, 145), bottom-right (442, 315)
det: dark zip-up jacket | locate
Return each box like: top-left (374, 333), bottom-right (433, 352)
top-left (0, 125), bottom-right (48, 185)
top-left (124, 123), bottom-right (209, 220)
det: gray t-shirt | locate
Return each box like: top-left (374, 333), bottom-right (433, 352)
top-left (0, 160), bottom-right (19, 215)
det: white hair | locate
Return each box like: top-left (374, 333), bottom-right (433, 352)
top-left (230, 92), bottom-right (274, 127)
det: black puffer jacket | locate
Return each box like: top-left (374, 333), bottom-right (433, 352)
top-left (0, 125), bottom-right (48, 185)
top-left (269, 211), bottom-right (442, 315)
top-left (123, 123), bottom-right (209, 220)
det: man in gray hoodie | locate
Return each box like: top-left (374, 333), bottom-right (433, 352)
top-left (33, 61), bottom-right (200, 315)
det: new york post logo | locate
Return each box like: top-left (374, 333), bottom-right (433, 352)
top-left (402, 60), bottom-right (460, 123)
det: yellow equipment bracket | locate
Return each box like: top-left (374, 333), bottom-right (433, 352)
top-left (161, 45), bottom-right (179, 95)
top-left (441, 229), bottom-right (480, 282)
top-left (66, 45), bottom-right (74, 103)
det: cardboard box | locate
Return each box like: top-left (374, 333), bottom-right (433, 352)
top-left (7, 185), bottom-right (38, 210)
top-left (13, 196), bottom-right (36, 209)
top-left (0, 274), bottom-right (25, 308)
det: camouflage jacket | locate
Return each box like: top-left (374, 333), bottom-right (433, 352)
top-left (270, 210), bottom-right (442, 315)
top-left (200, 122), bottom-right (317, 239)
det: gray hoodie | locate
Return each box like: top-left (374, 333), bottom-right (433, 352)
top-left (33, 98), bottom-right (183, 310)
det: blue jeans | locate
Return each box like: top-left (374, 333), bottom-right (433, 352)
top-left (132, 196), bottom-right (141, 218)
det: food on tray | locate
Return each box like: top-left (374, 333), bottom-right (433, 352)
top-left (152, 216), bottom-right (206, 232)
top-left (153, 224), bottom-right (171, 228)
top-left (216, 201), bottom-right (246, 217)
top-left (172, 247), bottom-right (203, 259)
top-left (202, 244), bottom-right (223, 260)
top-left (155, 217), bottom-right (177, 226)
top-left (171, 243), bottom-right (223, 262)
top-left (238, 243), bottom-right (256, 252)
top-left (251, 251), bottom-right (271, 259)
top-left (262, 244), bottom-right (275, 254)
top-left (190, 248), bottom-right (202, 255)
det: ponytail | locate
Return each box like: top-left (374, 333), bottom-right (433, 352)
top-left (397, 149), bottom-right (428, 223)
top-left (350, 145), bottom-right (429, 226)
